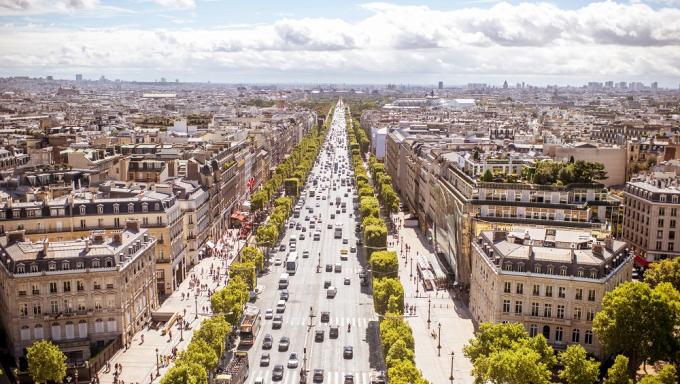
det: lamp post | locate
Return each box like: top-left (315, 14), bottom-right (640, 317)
top-left (449, 351), bottom-right (455, 381)
top-left (194, 293), bottom-right (199, 320)
top-left (437, 322), bottom-right (442, 357)
top-left (427, 296), bottom-right (431, 329)
top-left (155, 348), bottom-right (160, 376)
top-left (179, 315), bottom-right (184, 342)
top-left (410, 257), bottom-right (413, 278)
top-left (74, 369), bottom-right (79, 384)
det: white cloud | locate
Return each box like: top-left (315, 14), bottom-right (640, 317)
top-left (1, 1), bottom-right (679, 83)
top-left (149, 0), bottom-right (195, 9)
top-left (0, 0), bottom-right (100, 15)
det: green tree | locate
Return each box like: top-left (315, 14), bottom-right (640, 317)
top-left (373, 277), bottom-right (404, 315)
top-left (558, 345), bottom-right (600, 384)
top-left (645, 258), bottom-right (680, 291)
top-left (284, 178), bottom-right (300, 196)
top-left (386, 360), bottom-right (427, 384)
top-left (26, 340), bottom-right (67, 384)
top-left (603, 355), bottom-right (633, 384)
top-left (241, 246), bottom-right (265, 271)
top-left (481, 169), bottom-right (493, 182)
top-left (255, 223), bottom-right (278, 257)
top-left (250, 190), bottom-right (268, 212)
top-left (463, 322), bottom-right (531, 364)
top-left (593, 282), bottom-right (680, 376)
top-left (193, 316), bottom-right (231, 358)
top-left (364, 224), bottom-right (387, 251)
top-left (380, 314), bottom-right (414, 354)
top-left (386, 339), bottom-right (415, 368)
top-left (178, 339), bottom-right (218, 371)
top-left (369, 251), bottom-right (399, 278)
top-left (160, 362), bottom-right (207, 384)
top-left (473, 342), bottom-right (552, 384)
top-left (638, 364), bottom-right (678, 384)
top-left (229, 261), bottom-right (257, 291)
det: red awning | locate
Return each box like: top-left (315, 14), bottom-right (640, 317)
top-left (230, 213), bottom-right (247, 222)
top-left (634, 255), bottom-right (650, 267)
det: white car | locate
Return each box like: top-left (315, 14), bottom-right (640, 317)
top-left (287, 352), bottom-right (299, 368)
top-left (274, 258), bottom-right (282, 266)
top-left (265, 309), bottom-right (274, 320)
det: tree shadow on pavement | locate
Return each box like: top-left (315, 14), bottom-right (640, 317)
top-left (365, 320), bottom-right (386, 372)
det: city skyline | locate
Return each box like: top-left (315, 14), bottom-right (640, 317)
top-left (1, 1), bottom-right (680, 85)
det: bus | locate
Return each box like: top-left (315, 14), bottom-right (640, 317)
top-left (238, 306), bottom-right (261, 347)
top-left (334, 223), bottom-right (343, 239)
top-left (286, 252), bottom-right (298, 275)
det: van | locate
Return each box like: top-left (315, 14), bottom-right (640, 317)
top-left (276, 300), bottom-right (286, 313)
top-left (327, 286), bottom-right (337, 298)
top-left (278, 273), bottom-right (290, 289)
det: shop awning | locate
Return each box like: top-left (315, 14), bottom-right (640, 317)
top-left (231, 213), bottom-right (247, 222)
top-left (634, 255), bottom-right (650, 267)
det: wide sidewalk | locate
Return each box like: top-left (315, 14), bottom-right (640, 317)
top-left (388, 212), bottom-right (475, 384)
top-left (97, 231), bottom-right (245, 384)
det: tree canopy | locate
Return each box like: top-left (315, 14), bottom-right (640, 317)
top-left (558, 345), bottom-right (600, 384)
top-left (26, 340), bottom-right (67, 384)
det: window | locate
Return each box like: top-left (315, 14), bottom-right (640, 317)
top-left (502, 300), bottom-right (511, 313)
top-left (114, 217), bottom-right (120, 227)
top-left (30, 264), bottom-right (38, 273)
top-left (529, 324), bottom-right (538, 337)
top-left (76, 261), bottom-right (84, 269)
top-left (671, 220), bottom-right (676, 229)
top-left (659, 207), bottom-right (665, 216)
top-left (516, 263), bottom-right (524, 272)
top-left (659, 219), bottom-right (665, 227)
top-left (77, 281), bottom-right (84, 291)
top-left (92, 259), bottom-right (100, 268)
top-left (560, 267), bottom-right (568, 276)
top-left (557, 305), bottom-right (565, 319)
top-left (534, 265), bottom-right (541, 274)
top-left (19, 303), bottom-right (28, 316)
top-left (157, 216), bottom-right (162, 225)
top-left (62, 261), bottom-right (69, 270)
top-left (33, 303), bottom-right (41, 315)
top-left (50, 300), bottom-right (58, 314)
top-left (504, 282), bottom-right (511, 293)
top-left (558, 287), bottom-right (566, 298)
top-left (545, 286), bottom-right (553, 297)
top-left (516, 283), bottom-right (523, 295)
top-left (572, 328), bottom-right (581, 343)
top-left (574, 307), bottom-right (582, 320)
top-left (97, 204), bottom-right (104, 215)
top-left (588, 289), bottom-right (596, 301)
top-left (657, 230), bottom-right (663, 239)
top-left (49, 282), bottom-right (57, 293)
top-left (142, 203), bottom-right (148, 213)
top-left (547, 265), bottom-right (554, 274)
top-left (590, 270), bottom-right (598, 278)
top-left (578, 269), bottom-right (585, 278)
top-left (63, 281), bottom-right (71, 292)
top-left (656, 241), bottom-right (662, 251)
top-left (514, 301), bottom-right (523, 314)
top-left (142, 217), bottom-right (149, 226)
top-left (503, 262), bottom-right (512, 271)
top-left (532, 284), bottom-right (540, 296)
top-left (48, 262), bottom-right (56, 271)
top-left (113, 204), bottom-right (120, 214)
top-left (31, 284), bottom-right (40, 294)
top-left (672, 208), bottom-right (677, 217)
top-left (531, 302), bottom-right (539, 316)
top-left (154, 203), bottom-right (160, 211)
top-left (555, 327), bottom-right (563, 342)
top-left (80, 219), bottom-right (86, 229)
top-left (79, 205), bottom-right (86, 215)
top-left (586, 309), bottom-right (595, 322)
top-left (128, 203), bottom-right (134, 213)
top-left (669, 243), bottom-right (675, 252)
top-left (544, 304), bottom-right (552, 318)
top-left (585, 330), bottom-right (593, 344)
top-left (17, 264), bottom-right (25, 273)
top-left (670, 231), bottom-right (675, 240)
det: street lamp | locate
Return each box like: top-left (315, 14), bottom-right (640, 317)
top-left (179, 315), bottom-right (184, 342)
top-left (427, 296), bottom-right (431, 329)
top-left (410, 257), bottom-right (413, 278)
top-left (194, 293), bottom-right (199, 320)
top-left (449, 351), bottom-right (455, 381)
top-left (437, 322), bottom-right (442, 357)
top-left (155, 348), bottom-right (160, 376)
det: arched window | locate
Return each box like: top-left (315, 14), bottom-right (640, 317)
top-left (142, 203), bottom-right (148, 213)
top-left (97, 204), bottom-right (104, 215)
top-left (48, 262), bottom-right (56, 271)
top-left (534, 264), bottom-right (541, 274)
top-left (79, 205), bottom-right (86, 215)
top-left (542, 325), bottom-right (550, 340)
top-left (572, 328), bottom-right (581, 343)
top-left (30, 264), bottom-right (38, 273)
top-left (128, 203), bottom-right (134, 213)
top-left (560, 266), bottom-right (568, 276)
top-left (113, 204), bottom-right (120, 214)
top-left (16, 263), bottom-right (25, 273)
top-left (547, 265), bottom-right (554, 274)
top-left (62, 261), bottom-right (69, 270)
top-left (105, 258), bottom-right (113, 268)
top-left (584, 330), bottom-right (593, 345)
top-left (92, 259), bottom-right (100, 268)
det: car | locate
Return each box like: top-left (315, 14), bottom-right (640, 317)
top-left (313, 369), bottom-right (324, 382)
top-left (302, 227), bottom-right (307, 232)
top-left (303, 251), bottom-right (310, 258)
top-left (340, 248), bottom-right (348, 255)
top-left (287, 352), bottom-right (299, 368)
top-left (273, 258), bottom-right (282, 266)
top-left (309, 222), bottom-right (315, 229)
top-left (330, 213), bottom-right (335, 219)
top-left (273, 315), bottom-right (283, 329)
top-left (278, 336), bottom-right (290, 351)
top-left (322, 196), bottom-right (327, 200)
top-left (344, 346), bottom-right (354, 359)
top-left (279, 244), bottom-right (286, 251)
top-left (350, 246), bottom-right (356, 253)
top-left (289, 243), bottom-right (297, 251)
top-left (272, 364), bottom-right (284, 381)
top-left (324, 280), bottom-right (331, 289)
top-left (344, 277), bottom-right (351, 285)
top-left (327, 223), bottom-right (333, 229)
top-left (327, 286), bottom-right (337, 298)
top-left (263, 334), bottom-right (273, 349)
top-left (296, 223), bottom-right (302, 230)
top-left (334, 263), bottom-right (342, 273)
top-left (265, 309), bottom-right (274, 320)
top-left (336, 209), bottom-right (341, 214)
top-left (344, 193), bottom-right (349, 197)
top-left (289, 222), bottom-right (295, 229)
top-left (315, 330), bottom-right (324, 342)
top-left (299, 233), bottom-right (305, 240)
top-left (329, 325), bottom-right (339, 338)
top-left (344, 374), bottom-right (354, 384)
top-left (304, 216), bottom-right (310, 221)
top-left (254, 377), bottom-right (264, 384)
top-left (321, 311), bottom-right (330, 322)
top-left (342, 208), bottom-right (346, 213)
top-left (342, 238), bottom-right (348, 244)
top-left (280, 289), bottom-right (289, 301)
top-left (260, 352), bottom-right (271, 366)
top-left (315, 202), bottom-right (320, 207)
top-left (325, 264), bottom-right (333, 272)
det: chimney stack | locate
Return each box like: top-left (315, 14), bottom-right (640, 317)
top-left (125, 219), bottom-right (140, 233)
top-left (7, 230), bottom-right (26, 244)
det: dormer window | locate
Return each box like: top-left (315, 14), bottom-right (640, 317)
top-left (534, 265), bottom-right (541, 274)
top-left (30, 264), bottom-right (38, 273)
top-left (97, 204), bottom-right (104, 215)
top-left (113, 204), bottom-right (120, 214)
top-left (674, 196), bottom-right (679, 204)
top-left (48, 262), bottom-right (56, 271)
top-left (79, 205), bottom-right (86, 215)
top-left (154, 203), bottom-right (160, 211)
top-left (76, 261), bottom-right (84, 269)
top-left (16, 264), bottom-right (25, 273)
top-left (62, 261), bottom-right (69, 270)
top-left (589, 269), bottom-right (598, 278)
top-left (105, 258), bottom-right (113, 268)
top-left (128, 203), bottom-right (134, 213)
top-left (560, 267), bottom-right (568, 276)
top-left (547, 265), bottom-right (554, 274)
top-left (142, 203), bottom-right (148, 213)
top-left (660, 195), bottom-right (667, 203)
top-left (92, 259), bottom-right (100, 268)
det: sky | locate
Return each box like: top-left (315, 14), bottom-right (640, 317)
top-left (0, 0), bottom-right (679, 86)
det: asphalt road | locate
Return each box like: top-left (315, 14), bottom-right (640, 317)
top-left (244, 102), bottom-right (383, 384)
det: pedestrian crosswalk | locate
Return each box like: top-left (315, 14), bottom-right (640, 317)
top-left (271, 316), bottom-right (375, 328)
top-left (247, 369), bottom-right (374, 384)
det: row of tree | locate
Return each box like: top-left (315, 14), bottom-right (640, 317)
top-left (345, 108), bottom-right (427, 384)
top-left (368, 154), bottom-right (400, 214)
top-left (161, 273), bottom-right (252, 384)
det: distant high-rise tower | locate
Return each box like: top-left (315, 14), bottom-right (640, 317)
top-left (503, 80), bottom-right (508, 89)
top-left (75, 74), bottom-right (83, 81)
top-left (651, 82), bottom-right (658, 91)
top-left (438, 81), bottom-right (443, 89)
